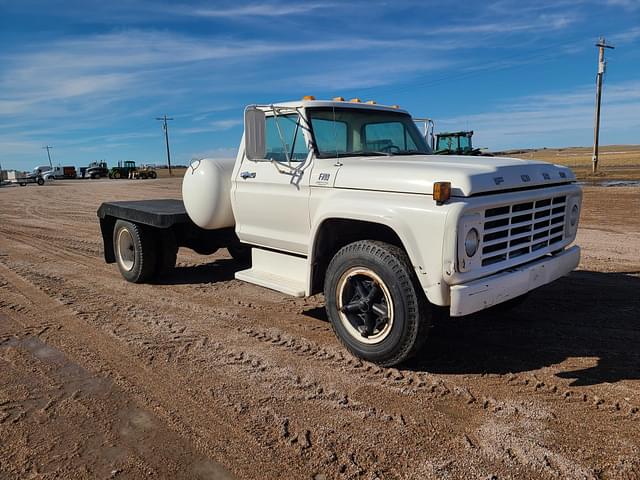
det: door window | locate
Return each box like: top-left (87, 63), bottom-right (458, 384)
top-left (265, 114), bottom-right (309, 162)
top-left (310, 118), bottom-right (348, 155)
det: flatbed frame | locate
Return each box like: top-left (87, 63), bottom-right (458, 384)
top-left (97, 199), bottom-right (240, 264)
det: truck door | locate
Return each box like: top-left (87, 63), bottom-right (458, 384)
top-left (233, 113), bottom-right (312, 255)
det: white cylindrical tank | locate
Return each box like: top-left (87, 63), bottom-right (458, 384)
top-left (182, 158), bottom-right (235, 230)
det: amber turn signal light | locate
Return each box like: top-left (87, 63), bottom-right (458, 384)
top-left (433, 182), bottom-right (451, 204)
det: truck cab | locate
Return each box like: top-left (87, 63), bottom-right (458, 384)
top-left (98, 97), bottom-right (582, 366)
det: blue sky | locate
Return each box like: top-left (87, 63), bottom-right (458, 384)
top-left (0, 0), bottom-right (639, 170)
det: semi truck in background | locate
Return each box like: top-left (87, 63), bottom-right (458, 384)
top-left (97, 96), bottom-right (582, 367)
top-left (32, 165), bottom-right (77, 180)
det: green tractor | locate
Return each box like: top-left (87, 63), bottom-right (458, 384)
top-left (413, 118), bottom-right (490, 156)
top-left (434, 131), bottom-right (485, 156)
top-left (109, 161), bottom-right (137, 179)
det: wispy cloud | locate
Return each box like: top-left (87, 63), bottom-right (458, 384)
top-left (437, 80), bottom-right (640, 149)
top-left (610, 26), bottom-right (640, 44)
top-left (605, 0), bottom-right (640, 10)
top-left (185, 2), bottom-right (335, 18)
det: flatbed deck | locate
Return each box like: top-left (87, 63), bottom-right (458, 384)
top-left (97, 199), bottom-right (189, 228)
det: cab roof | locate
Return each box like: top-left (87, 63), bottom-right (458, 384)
top-left (267, 99), bottom-right (410, 115)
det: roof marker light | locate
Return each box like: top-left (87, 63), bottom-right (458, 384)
top-left (302, 95), bottom-right (316, 100)
top-left (391, 104), bottom-right (400, 109)
top-left (366, 100), bottom-right (377, 104)
top-left (350, 98), bottom-right (362, 103)
top-left (333, 96), bottom-right (345, 101)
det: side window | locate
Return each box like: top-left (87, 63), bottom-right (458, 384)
top-left (364, 122), bottom-right (417, 151)
top-left (310, 118), bottom-right (348, 155)
top-left (265, 114), bottom-right (309, 162)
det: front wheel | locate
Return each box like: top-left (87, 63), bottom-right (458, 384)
top-left (148, 171), bottom-right (157, 179)
top-left (324, 240), bottom-right (430, 366)
top-left (228, 243), bottom-right (251, 264)
top-left (113, 220), bottom-right (156, 283)
top-left (37, 178), bottom-right (45, 186)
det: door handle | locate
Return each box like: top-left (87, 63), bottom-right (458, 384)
top-left (240, 171), bottom-right (256, 179)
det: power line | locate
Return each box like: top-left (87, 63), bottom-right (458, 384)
top-left (155, 115), bottom-right (174, 176)
top-left (591, 36), bottom-right (614, 174)
top-left (336, 35), bottom-right (591, 99)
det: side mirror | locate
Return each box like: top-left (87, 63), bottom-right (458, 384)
top-left (244, 106), bottom-right (266, 160)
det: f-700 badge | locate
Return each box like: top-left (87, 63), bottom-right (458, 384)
top-left (318, 173), bottom-right (331, 182)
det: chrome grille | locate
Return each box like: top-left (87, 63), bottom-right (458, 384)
top-left (481, 195), bottom-right (566, 267)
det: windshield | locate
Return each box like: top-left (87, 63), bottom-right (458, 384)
top-left (307, 107), bottom-right (431, 158)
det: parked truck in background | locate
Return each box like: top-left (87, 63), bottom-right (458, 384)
top-left (86, 161), bottom-right (109, 179)
top-left (97, 97), bottom-right (582, 366)
top-left (35, 165), bottom-right (77, 180)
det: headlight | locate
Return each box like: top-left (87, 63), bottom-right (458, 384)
top-left (464, 228), bottom-right (479, 257)
top-left (569, 204), bottom-right (579, 226)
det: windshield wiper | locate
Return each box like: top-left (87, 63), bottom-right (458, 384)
top-left (333, 150), bottom-right (392, 158)
top-left (391, 150), bottom-right (425, 156)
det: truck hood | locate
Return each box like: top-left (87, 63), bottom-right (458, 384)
top-left (333, 154), bottom-right (576, 197)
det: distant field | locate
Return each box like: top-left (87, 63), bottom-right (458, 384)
top-left (156, 148), bottom-right (640, 182)
top-left (155, 167), bottom-right (187, 178)
top-left (502, 144), bottom-right (640, 182)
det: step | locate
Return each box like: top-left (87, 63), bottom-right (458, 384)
top-left (235, 248), bottom-right (307, 297)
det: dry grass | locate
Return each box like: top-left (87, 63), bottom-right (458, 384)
top-left (127, 146), bottom-right (640, 183)
top-left (503, 145), bottom-right (640, 181)
top-left (155, 167), bottom-right (188, 178)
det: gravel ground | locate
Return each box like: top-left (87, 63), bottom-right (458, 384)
top-left (0, 178), bottom-right (638, 480)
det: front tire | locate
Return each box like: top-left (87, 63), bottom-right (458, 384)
top-left (324, 240), bottom-right (430, 366)
top-left (228, 243), bottom-right (251, 264)
top-left (37, 178), bottom-right (45, 186)
top-left (113, 220), bottom-right (156, 283)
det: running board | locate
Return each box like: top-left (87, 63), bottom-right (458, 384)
top-left (235, 248), bottom-right (307, 297)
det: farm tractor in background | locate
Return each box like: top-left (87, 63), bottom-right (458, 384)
top-left (130, 165), bottom-right (158, 179)
top-left (434, 131), bottom-right (486, 156)
top-left (109, 161), bottom-right (157, 179)
top-left (413, 118), bottom-right (489, 156)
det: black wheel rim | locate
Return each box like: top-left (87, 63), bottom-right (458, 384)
top-left (336, 267), bottom-right (394, 344)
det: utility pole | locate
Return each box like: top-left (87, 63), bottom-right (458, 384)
top-left (43, 145), bottom-right (53, 167)
top-left (156, 115), bottom-right (174, 176)
top-left (592, 37), bottom-right (614, 174)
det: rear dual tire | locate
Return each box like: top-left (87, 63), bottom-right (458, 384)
top-left (324, 240), bottom-right (431, 367)
top-left (113, 221), bottom-right (178, 283)
top-left (113, 220), bottom-right (157, 283)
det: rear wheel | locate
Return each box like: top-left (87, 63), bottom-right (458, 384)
top-left (148, 171), bottom-right (157, 179)
top-left (113, 220), bottom-right (156, 283)
top-left (112, 171), bottom-right (121, 179)
top-left (324, 240), bottom-right (431, 366)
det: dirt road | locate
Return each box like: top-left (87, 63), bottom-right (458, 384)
top-left (1, 179), bottom-right (638, 479)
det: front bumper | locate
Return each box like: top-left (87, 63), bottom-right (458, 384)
top-left (449, 246), bottom-right (580, 317)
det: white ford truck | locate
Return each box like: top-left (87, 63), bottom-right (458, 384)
top-left (98, 97), bottom-right (581, 366)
